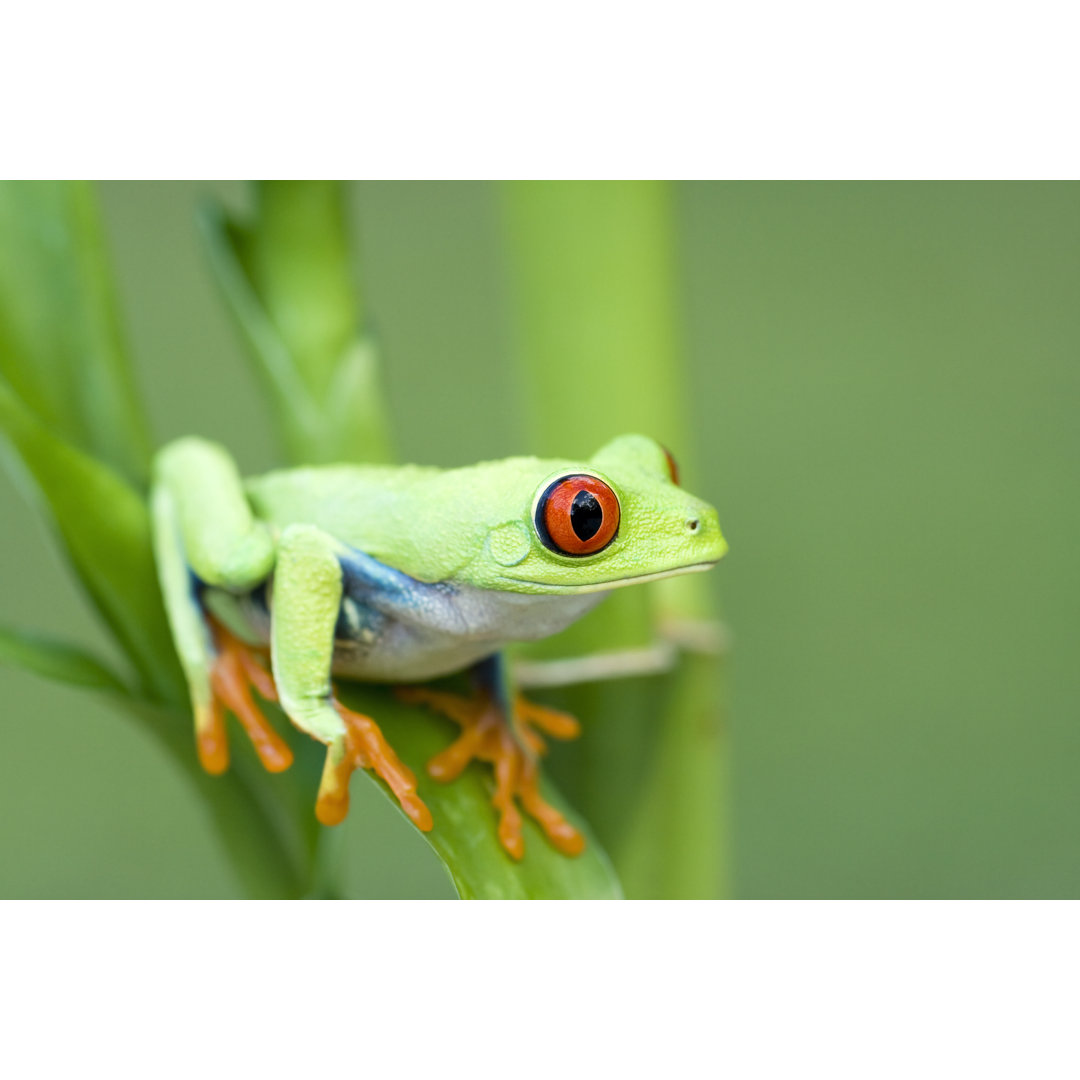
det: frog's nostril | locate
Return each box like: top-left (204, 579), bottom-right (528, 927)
top-left (687, 518), bottom-right (700, 533)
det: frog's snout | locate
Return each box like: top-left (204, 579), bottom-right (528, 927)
top-left (688, 505), bottom-right (728, 562)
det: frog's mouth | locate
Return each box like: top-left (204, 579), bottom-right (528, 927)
top-left (501, 559), bottom-right (719, 594)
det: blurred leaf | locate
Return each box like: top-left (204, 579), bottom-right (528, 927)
top-left (0, 181), bottom-right (150, 486)
top-left (118, 698), bottom-right (310, 899)
top-left (0, 376), bottom-right (181, 702)
top-left (0, 182), bottom-right (319, 901)
top-left (339, 684), bottom-right (622, 899)
top-left (201, 182), bottom-right (393, 465)
top-left (501, 180), bottom-right (729, 898)
top-left (0, 625), bottom-right (129, 694)
top-left (0, 627), bottom-right (306, 898)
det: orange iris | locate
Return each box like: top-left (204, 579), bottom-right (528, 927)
top-left (538, 474), bottom-right (620, 556)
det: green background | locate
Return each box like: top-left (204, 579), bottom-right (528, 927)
top-left (1, 182), bottom-right (1076, 898)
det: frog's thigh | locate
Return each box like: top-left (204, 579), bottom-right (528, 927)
top-left (271, 524), bottom-right (348, 746)
top-left (153, 437), bottom-right (274, 591)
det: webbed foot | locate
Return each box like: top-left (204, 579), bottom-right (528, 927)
top-left (199, 622), bottom-right (293, 775)
top-left (315, 695), bottom-right (434, 834)
top-left (397, 686), bottom-right (585, 860)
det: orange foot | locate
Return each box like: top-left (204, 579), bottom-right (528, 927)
top-left (198, 621), bottom-right (293, 775)
top-left (314, 694), bottom-right (434, 834)
top-left (397, 686), bottom-right (586, 860)
top-left (199, 623), bottom-right (433, 834)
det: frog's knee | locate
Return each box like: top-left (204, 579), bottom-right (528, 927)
top-left (152, 435), bottom-right (229, 482)
top-left (278, 691), bottom-right (346, 746)
top-left (277, 522), bottom-right (336, 560)
top-left (153, 437), bottom-right (275, 591)
top-left (217, 529), bottom-right (275, 587)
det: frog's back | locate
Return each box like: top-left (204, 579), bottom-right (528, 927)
top-left (244, 463), bottom-right (441, 553)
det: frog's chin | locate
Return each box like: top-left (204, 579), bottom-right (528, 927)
top-left (500, 560), bottom-right (719, 595)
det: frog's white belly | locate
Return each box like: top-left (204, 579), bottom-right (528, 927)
top-left (331, 584), bottom-right (606, 683)
top-left (224, 578), bottom-right (606, 684)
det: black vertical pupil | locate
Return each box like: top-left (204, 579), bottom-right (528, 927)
top-left (570, 490), bottom-right (603, 542)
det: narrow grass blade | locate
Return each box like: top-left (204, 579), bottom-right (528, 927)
top-left (0, 625), bottom-right (129, 694)
top-left (0, 181), bottom-right (151, 486)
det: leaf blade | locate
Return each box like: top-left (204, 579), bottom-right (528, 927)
top-left (0, 180), bottom-right (151, 485)
top-left (0, 625), bottom-right (129, 694)
top-left (0, 376), bottom-right (182, 702)
top-left (339, 685), bottom-right (623, 900)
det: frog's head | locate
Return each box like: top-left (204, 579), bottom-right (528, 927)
top-left (458, 434), bottom-right (728, 595)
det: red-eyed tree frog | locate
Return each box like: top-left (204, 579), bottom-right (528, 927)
top-left (151, 433), bottom-right (727, 859)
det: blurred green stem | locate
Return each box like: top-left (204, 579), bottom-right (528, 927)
top-left (502, 181), bottom-right (729, 898)
top-left (205, 181), bottom-right (394, 466)
top-left (247, 181), bottom-right (361, 400)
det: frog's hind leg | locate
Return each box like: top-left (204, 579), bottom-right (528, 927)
top-left (313, 696), bottom-right (433, 831)
top-left (398, 654), bottom-right (586, 860)
top-left (151, 438), bottom-right (289, 776)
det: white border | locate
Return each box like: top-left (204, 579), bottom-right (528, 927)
top-left (2, 2), bottom-right (1077, 177)
top-left (1, 902), bottom-right (1076, 1078)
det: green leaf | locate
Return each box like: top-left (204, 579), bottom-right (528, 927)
top-left (200, 182), bottom-right (394, 466)
top-left (338, 684), bottom-right (622, 899)
top-left (119, 699), bottom-right (311, 899)
top-left (0, 376), bottom-right (181, 703)
top-left (0, 181), bottom-right (151, 486)
top-left (0, 625), bottom-right (129, 694)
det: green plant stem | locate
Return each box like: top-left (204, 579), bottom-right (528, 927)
top-left (501, 181), bottom-right (730, 898)
top-left (204, 181), bottom-right (394, 466)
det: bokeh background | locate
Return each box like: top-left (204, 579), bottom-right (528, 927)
top-left (1, 181), bottom-right (1077, 898)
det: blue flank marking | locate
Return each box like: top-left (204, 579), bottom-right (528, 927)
top-left (336, 546), bottom-right (431, 611)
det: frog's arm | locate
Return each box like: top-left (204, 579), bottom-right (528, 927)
top-left (270, 524), bottom-right (431, 830)
top-left (269, 524), bottom-right (348, 747)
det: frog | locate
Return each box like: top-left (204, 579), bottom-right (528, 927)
top-left (150, 432), bottom-right (727, 859)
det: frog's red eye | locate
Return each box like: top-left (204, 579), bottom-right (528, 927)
top-left (535, 474), bottom-right (620, 556)
top-left (662, 446), bottom-right (680, 486)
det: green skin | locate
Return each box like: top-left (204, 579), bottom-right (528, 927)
top-left (151, 433), bottom-right (727, 772)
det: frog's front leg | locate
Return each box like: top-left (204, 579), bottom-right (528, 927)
top-left (399, 654), bottom-right (585, 860)
top-left (271, 524), bottom-right (432, 833)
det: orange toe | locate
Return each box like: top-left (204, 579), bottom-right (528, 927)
top-left (331, 697), bottom-right (434, 832)
top-left (200, 621), bottom-right (293, 776)
top-left (401, 684), bottom-right (586, 860)
top-left (196, 701), bottom-right (229, 775)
